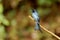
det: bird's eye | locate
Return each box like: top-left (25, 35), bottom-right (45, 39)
top-left (32, 10), bottom-right (35, 13)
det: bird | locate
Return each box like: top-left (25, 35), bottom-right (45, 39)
top-left (32, 9), bottom-right (41, 32)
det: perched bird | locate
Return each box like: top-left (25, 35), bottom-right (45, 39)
top-left (32, 9), bottom-right (41, 31)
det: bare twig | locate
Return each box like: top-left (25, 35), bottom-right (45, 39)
top-left (40, 25), bottom-right (60, 40)
top-left (28, 15), bottom-right (60, 40)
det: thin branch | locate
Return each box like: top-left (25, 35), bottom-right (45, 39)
top-left (40, 25), bottom-right (60, 40)
top-left (28, 15), bottom-right (60, 40)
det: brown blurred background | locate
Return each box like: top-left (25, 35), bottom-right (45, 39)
top-left (0, 0), bottom-right (60, 40)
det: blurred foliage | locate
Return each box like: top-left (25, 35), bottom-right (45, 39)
top-left (0, 25), bottom-right (6, 40)
top-left (0, 3), bottom-right (3, 14)
top-left (37, 0), bottom-right (52, 6)
top-left (0, 0), bottom-right (60, 40)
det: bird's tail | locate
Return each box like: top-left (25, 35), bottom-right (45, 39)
top-left (34, 22), bottom-right (42, 32)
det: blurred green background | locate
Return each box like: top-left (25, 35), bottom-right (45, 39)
top-left (0, 0), bottom-right (60, 40)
